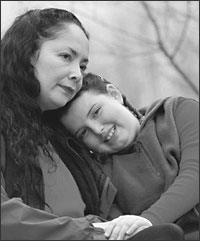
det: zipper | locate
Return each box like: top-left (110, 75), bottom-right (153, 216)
top-left (138, 139), bottom-right (162, 177)
top-left (66, 138), bottom-right (88, 165)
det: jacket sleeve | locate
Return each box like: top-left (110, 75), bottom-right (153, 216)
top-left (141, 98), bottom-right (199, 225)
top-left (1, 137), bottom-right (106, 240)
top-left (1, 186), bottom-right (106, 240)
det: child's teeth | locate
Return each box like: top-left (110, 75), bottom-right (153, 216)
top-left (105, 127), bottom-right (115, 142)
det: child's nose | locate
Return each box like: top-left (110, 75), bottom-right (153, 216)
top-left (92, 123), bottom-right (104, 135)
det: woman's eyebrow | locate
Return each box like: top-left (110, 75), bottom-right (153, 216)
top-left (69, 47), bottom-right (77, 56)
top-left (69, 47), bottom-right (89, 62)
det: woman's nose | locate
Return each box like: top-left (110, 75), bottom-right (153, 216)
top-left (69, 66), bottom-right (82, 83)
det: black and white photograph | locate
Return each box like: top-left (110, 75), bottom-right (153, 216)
top-left (1, 1), bottom-right (199, 240)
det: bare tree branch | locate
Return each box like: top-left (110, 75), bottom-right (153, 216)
top-left (92, 47), bottom-right (160, 58)
top-left (141, 1), bottom-right (198, 96)
top-left (75, 7), bottom-right (156, 46)
top-left (171, 1), bottom-right (192, 59)
top-left (167, 2), bottom-right (199, 23)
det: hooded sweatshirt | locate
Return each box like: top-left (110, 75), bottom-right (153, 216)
top-left (103, 96), bottom-right (199, 235)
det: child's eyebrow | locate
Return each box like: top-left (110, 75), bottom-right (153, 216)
top-left (75, 129), bottom-right (80, 138)
top-left (74, 104), bottom-right (96, 137)
top-left (87, 104), bottom-right (96, 117)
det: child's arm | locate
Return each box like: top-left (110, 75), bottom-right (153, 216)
top-left (141, 98), bottom-right (199, 225)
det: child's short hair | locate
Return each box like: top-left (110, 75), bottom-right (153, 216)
top-left (55, 73), bottom-right (112, 118)
top-left (44, 72), bottom-right (143, 127)
top-left (79, 73), bottom-right (143, 121)
top-left (74, 72), bottom-right (111, 97)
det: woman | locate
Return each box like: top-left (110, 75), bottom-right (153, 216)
top-left (1, 8), bottom-right (184, 240)
top-left (1, 8), bottom-right (110, 240)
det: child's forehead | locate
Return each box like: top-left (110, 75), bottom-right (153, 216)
top-left (83, 90), bottom-right (111, 101)
top-left (69, 90), bottom-right (108, 111)
top-left (83, 89), bottom-right (108, 97)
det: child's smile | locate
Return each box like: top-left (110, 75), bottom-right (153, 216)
top-left (61, 90), bottom-right (140, 154)
top-left (104, 125), bottom-right (116, 143)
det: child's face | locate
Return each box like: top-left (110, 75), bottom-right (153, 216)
top-left (61, 91), bottom-right (140, 154)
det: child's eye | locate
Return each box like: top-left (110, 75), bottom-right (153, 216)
top-left (93, 108), bottom-right (101, 118)
top-left (78, 129), bottom-right (87, 140)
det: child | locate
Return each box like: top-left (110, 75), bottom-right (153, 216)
top-left (57, 72), bottom-right (199, 240)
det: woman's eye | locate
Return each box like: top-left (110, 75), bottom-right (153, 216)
top-left (80, 65), bottom-right (87, 72)
top-left (61, 53), bottom-right (71, 60)
top-left (93, 108), bottom-right (101, 118)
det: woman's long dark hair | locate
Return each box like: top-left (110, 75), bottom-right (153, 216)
top-left (1, 8), bottom-right (89, 209)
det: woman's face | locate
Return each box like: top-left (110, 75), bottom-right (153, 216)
top-left (61, 91), bottom-right (140, 154)
top-left (31, 23), bottom-right (89, 111)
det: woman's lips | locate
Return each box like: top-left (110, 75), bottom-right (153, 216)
top-left (59, 85), bottom-right (75, 95)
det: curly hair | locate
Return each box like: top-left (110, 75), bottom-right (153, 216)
top-left (1, 8), bottom-right (89, 208)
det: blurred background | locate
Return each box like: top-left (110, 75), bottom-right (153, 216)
top-left (1, 1), bottom-right (199, 107)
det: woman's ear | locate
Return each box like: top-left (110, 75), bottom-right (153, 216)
top-left (30, 51), bottom-right (39, 66)
top-left (106, 84), bottom-right (124, 104)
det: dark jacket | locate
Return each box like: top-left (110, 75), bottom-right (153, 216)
top-left (1, 131), bottom-right (117, 240)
